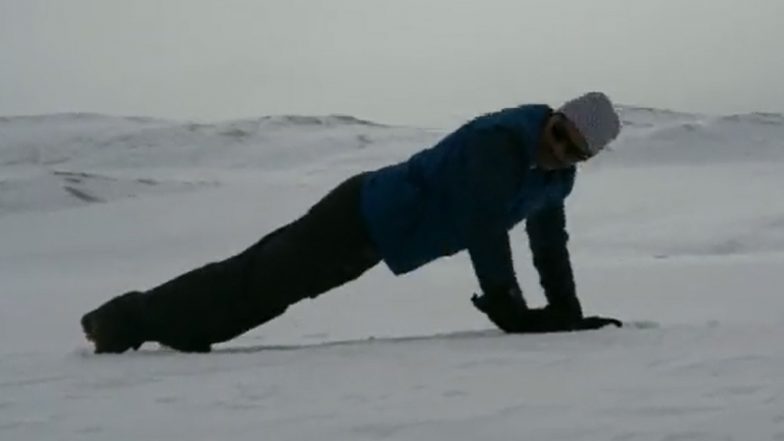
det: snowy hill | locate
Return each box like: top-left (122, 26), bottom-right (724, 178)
top-left (1, 107), bottom-right (784, 440)
top-left (0, 113), bottom-right (432, 215)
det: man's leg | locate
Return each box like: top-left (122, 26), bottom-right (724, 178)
top-left (81, 173), bottom-right (380, 353)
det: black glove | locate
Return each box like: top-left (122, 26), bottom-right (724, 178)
top-left (471, 291), bottom-right (622, 333)
top-left (573, 315), bottom-right (623, 330)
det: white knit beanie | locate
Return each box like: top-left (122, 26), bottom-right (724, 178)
top-left (557, 92), bottom-right (621, 156)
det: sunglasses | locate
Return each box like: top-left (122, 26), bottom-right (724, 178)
top-left (551, 120), bottom-right (590, 162)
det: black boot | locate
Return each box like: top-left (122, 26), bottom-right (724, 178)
top-left (81, 291), bottom-right (147, 353)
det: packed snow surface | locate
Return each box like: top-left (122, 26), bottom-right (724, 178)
top-left (1, 107), bottom-right (784, 440)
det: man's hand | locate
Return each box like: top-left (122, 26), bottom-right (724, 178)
top-left (471, 292), bottom-right (622, 333)
top-left (574, 316), bottom-right (623, 330)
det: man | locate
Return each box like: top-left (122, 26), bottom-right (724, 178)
top-left (81, 91), bottom-right (623, 354)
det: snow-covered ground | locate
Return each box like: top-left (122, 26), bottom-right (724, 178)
top-left (1, 107), bottom-right (784, 440)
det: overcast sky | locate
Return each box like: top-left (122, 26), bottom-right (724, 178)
top-left (1, 0), bottom-right (782, 126)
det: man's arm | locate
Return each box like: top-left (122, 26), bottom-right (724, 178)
top-left (461, 127), bottom-right (528, 313)
top-left (467, 228), bottom-right (531, 332)
top-left (467, 218), bottom-right (584, 333)
top-left (461, 129), bottom-right (570, 332)
top-left (525, 202), bottom-right (582, 320)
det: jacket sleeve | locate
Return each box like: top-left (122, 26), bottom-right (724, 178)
top-left (525, 201), bottom-right (582, 317)
top-left (463, 127), bottom-right (525, 299)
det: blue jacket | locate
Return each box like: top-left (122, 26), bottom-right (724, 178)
top-left (360, 104), bottom-right (576, 296)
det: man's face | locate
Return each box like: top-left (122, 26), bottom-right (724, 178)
top-left (537, 113), bottom-right (591, 170)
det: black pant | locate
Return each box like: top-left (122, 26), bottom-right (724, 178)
top-left (140, 173), bottom-right (381, 350)
top-left (250, 172), bottom-right (381, 301)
